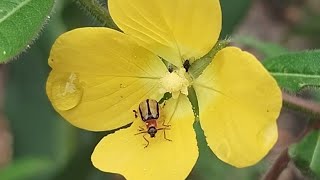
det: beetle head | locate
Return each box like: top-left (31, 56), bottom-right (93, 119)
top-left (148, 127), bottom-right (157, 138)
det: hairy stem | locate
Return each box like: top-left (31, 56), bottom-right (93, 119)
top-left (282, 91), bottom-right (320, 119)
top-left (76, 0), bottom-right (119, 30)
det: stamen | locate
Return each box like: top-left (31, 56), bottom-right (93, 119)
top-left (159, 68), bottom-right (191, 99)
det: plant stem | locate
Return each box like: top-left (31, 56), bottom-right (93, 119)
top-left (263, 148), bottom-right (290, 180)
top-left (282, 91), bottom-right (320, 119)
top-left (263, 117), bottom-right (318, 180)
top-left (76, 0), bottom-right (120, 30)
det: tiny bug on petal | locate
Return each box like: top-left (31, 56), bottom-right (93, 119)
top-left (134, 99), bottom-right (171, 148)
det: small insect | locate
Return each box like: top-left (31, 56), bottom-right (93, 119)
top-left (133, 110), bottom-right (138, 118)
top-left (134, 99), bottom-right (171, 148)
top-left (183, 60), bottom-right (190, 72)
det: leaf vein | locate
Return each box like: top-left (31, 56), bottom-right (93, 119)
top-left (0, 0), bottom-right (33, 24)
top-left (271, 72), bottom-right (320, 79)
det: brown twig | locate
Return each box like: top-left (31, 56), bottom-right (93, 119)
top-left (263, 115), bottom-right (319, 180)
top-left (263, 148), bottom-right (290, 180)
top-left (282, 91), bottom-right (320, 118)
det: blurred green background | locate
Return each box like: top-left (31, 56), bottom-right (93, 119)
top-left (1, 0), bottom-right (320, 179)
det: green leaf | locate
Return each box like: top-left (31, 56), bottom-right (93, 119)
top-left (263, 50), bottom-right (320, 92)
top-left (289, 130), bottom-right (320, 178)
top-left (0, 0), bottom-right (55, 62)
top-left (233, 36), bottom-right (289, 58)
top-left (0, 157), bottom-right (53, 180)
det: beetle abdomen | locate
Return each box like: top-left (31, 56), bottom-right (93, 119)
top-left (138, 99), bottom-right (159, 121)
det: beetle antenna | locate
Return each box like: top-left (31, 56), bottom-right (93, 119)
top-left (134, 131), bottom-right (148, 135)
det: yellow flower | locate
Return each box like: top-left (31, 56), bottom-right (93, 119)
top-left (46, 0), bottom-right (282, 179)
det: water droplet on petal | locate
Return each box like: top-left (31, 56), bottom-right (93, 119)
top-left (50, 73), bottom-right (83, 111)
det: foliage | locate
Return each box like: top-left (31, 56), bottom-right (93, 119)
top-left (263, 50), bottom-right (320, 93)
top-left (0, 0), bottom-right (55, 62)
top-left (289, 130), bottom-right (320, 178)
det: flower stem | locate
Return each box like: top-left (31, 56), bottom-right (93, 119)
top-left (282, 91), bottom-right (320, 119)
top-left (76, 0), bottom-right (120, 30)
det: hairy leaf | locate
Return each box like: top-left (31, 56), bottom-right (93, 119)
top-left (0, 0), bottom-right (54, 62)
top-left (263, 50), bottom-right (320, 92)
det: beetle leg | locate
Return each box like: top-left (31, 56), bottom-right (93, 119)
top-left (163, 129), bottom-right (172, 142)
top-left (143, 134), bottom-right (149, 148)
top-left (157, 127), bottom-right (172, 142)
top-left (135, 130), bottom-right (150, 147)
top-left (161, 121), bottom-right (171, 128)
top-left (138, 126), bottom-right (144, 131)
top-left (132, 110), bottom-right (138, 118)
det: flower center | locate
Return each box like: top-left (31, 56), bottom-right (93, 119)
top-left (159, 68), bottom-right (191, 99)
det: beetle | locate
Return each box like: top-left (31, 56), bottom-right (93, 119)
top-left (133, 99), bottom-right (171, 148)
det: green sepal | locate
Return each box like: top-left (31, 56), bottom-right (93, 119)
top-left (189, 39), bottom-right (230, 79)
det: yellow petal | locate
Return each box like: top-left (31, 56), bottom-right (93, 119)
top-left (91, 95), bottom-right (198, 179)
top-left (193, 47), bottom-right (282, 167)
top-left (109, 0), bottom-right (221, 66)
top-left (46, 27), bottom-right (168, 131)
